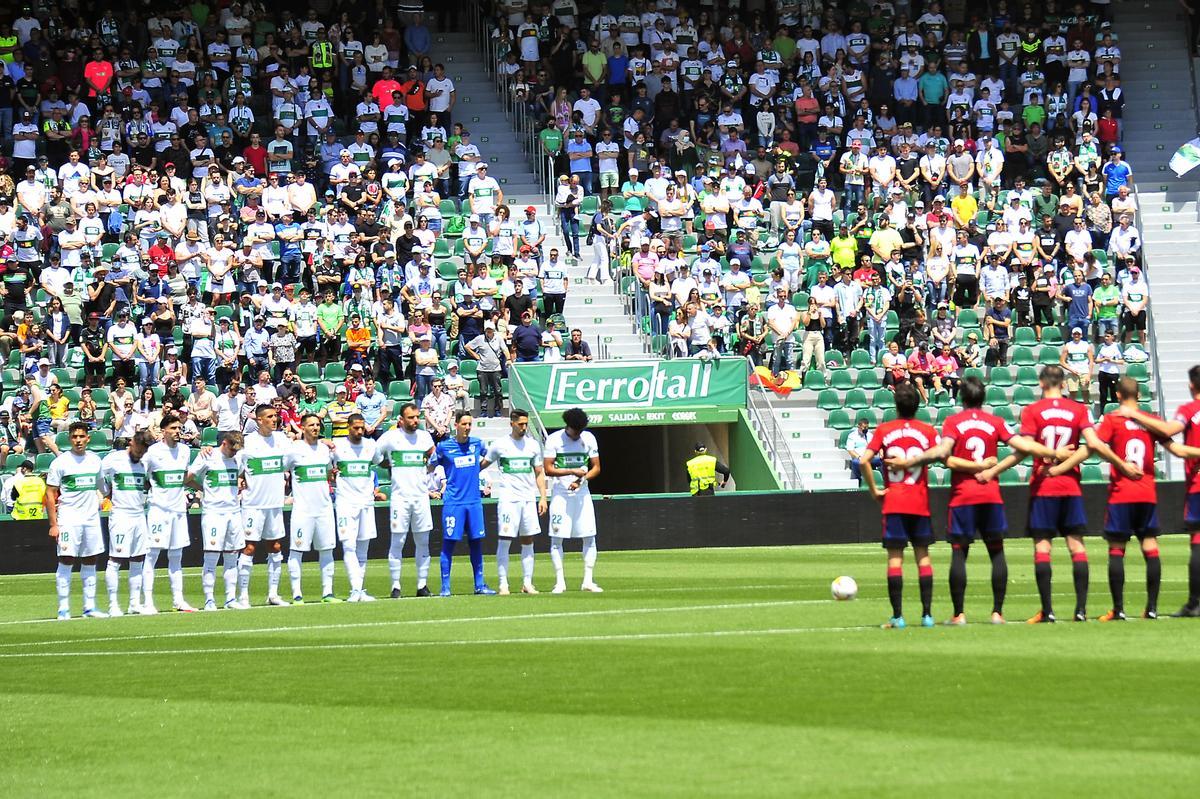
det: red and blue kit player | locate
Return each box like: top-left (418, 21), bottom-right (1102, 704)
top-left (1112, 365), bottom-right (1200, 617)
top-left (859, 384), bottom-right (938, 629)
top-left (429, 410), bottom-right (497, 597)
top-left (887, 377), bottom-right (1062, 625)
top-left (980, 365), bottom-right (1139, 623)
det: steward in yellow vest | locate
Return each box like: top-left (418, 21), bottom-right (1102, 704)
top-left (11, 465), bottom-right (47, 519)
top-left (686, 444), bottom-right (730, 496)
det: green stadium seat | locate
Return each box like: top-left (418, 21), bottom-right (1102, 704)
top-left (388, 380), bottom-right (412, 400)
top-left (990, 367), bottom-right (1014, 387)
top-left (458, 359), bottom-right (477, 380)
top-left (915, 407), bottom-right (933, 424)
top-left (844, 388), bottom-right (869, 409)
top-left (1016, 366), bottom-right (1040, 385)
top-left (827, 409), bottom-right (852, 430)
top-left (1126, 363), bottom-right (1149, 382)
top-left (323, 363), bottom-right (347, 382)
top-left (1081, 465), bottom-right (1105, 483)
top-left (201, 427), bottom-right (219, 446)
top-left (831, 369), bottom-right (856, 390)
top-left (999, 469), bottom-right (1023, 485)
top-left (849, 349), bottom-right (873, 369)
top-left (1013, 327), bottom-right (1038, 346)
top-left (882, 407), bottom-right (898, 423)
top-left (872, 389), bottom-right (894, 408)
top-left (35, 453), bottom-right (55, 471)
top-left (935, 406), bottom-right (956, 425)
top-left (961, 367), bottom-right (985, 382)
top-left (297, 363), bottom-right (320, 383)
top-left (315, 383), bottom-right (334, 402)
top-left (1038, 346), bottom-right (1060, 365)
top-left (804, 370), bottom-right (827, 391)
top-left (957, 309), bottom-right (980, 327)
top-left (1012, 346), bottom-right (1037, 366)
top-left (824, 351), bottom-right (846, 369)
top-left (1012, 386), bottom-right (1037, 405)
top-left (88, 431), bottom-right (111, 451)
top-left (994, 406), bottom-right (1018, 424)
top-left (837, 429), bottom-right (852, 447)
top-left (856, 369), bottom-right (880, 388)
top-left (855, 410), bottom-right (878, 426)
top-left (1041, 327), bottom-right (1064, 345)
top-left (816, 389), bottom-right (841, 410)
top-left (985, 386), bottom-right (1007, 406)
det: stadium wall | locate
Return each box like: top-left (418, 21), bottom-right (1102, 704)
top-left (1, 483), bottom-right (1192, 574)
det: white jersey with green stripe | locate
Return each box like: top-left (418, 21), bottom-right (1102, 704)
top-left (100, 450), bottom-right (148, 514)
top-left (241, 431), bottom-right (289, 509)
top-left (375, 428), bottom-right (435, 499)
top-left (543, 429), bottom-right (598, 497)
top-left (484, 435), bottom-right (542, 502)
top-left (334, 437), bottom-right (378, 511)
top-left (47, 450), bottom-right (102, 525)
top-left (143, 441), bottom-right (191, 511)
top-left (186, 449), bottom-right (243, 512)
top-left (287, 440), bottom-right (335, 515)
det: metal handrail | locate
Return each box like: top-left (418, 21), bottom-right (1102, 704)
top-left (507, 364), bottom-right (549, 441)
top-left (745, 382), bottom-right (803, 490)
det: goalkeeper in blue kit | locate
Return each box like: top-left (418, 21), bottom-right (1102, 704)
top-left (429, 410), bottom-right (496, 596)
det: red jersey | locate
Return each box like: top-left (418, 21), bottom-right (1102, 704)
top-left (1019, 396), bottom-right (1093, 497)
top-left (941, 409), bottom-right (1013, 506)
top-left (867, 418), bottom-right (939, 517)
top-left (1095, 412), bottom-right (1166, 504)
top-left (1174, 400), bottom-right (1200, 495)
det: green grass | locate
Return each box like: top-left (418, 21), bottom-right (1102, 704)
top-left (3, 541), bottom-right (1200, 797)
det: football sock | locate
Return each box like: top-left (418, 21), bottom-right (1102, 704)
top-left (440, 539), bottom-right (455, 588)
top-left (1071, 551), bottom-right (1089, 616)
top-left (1188, 534), bottom-right (1200, 606)
top-left (949, 544), bottom-right (967, 616)
top-left (55, 563), bottom-right (72, 612)
top-left (202, 552), bottom-right (220, 602)
top-left (344, 546), bottom-right (364, 593)
top-left (415, 530), bottom-right (431, 589)
top-left (237, 553), bottom-right (254, 600)
top-left (886, 567), bottom-right (903, 618)
top-left (521, 543), bottom-right (535, 585)
top-left (986, 541), bottom-right (1007, 614)
top-left (388, 531), bottom-right (408, 588)
top-left (144, 547), bottom-right (161, 606)
top-left (550, 538), bottom-right (565, 583)
top-left (129, 560), bottom-right (144, 608)
top-left (287, 550), bottom-right (303, 598)
top-left (468, 537), bottom-right (484, 588)
top-left (81, 564), bottom-right (97, 610)
top-left (918, 564), bottom-right (933, 617)
top-left (167, 548), bottom-right (184, 604)
top-left (1107, 547), bottom-right (1125, 614)
top-left (319, 550), bottom-right (335, 596)
top-left (355, 541), bottom-right (370, 590)
top-left (266, 551), bottom-right (283, 598)
top-left (105, 560), bottom-right (121, 607)
top-left (1034, 551), bottom-right (1053, 614)
top-left (582, 536), bottom-right (597, 585)
top-left (222, 553), bottom-right (238, 602)
top-left (1144, 548), bottom-right (1161, 612)
top-left (496, 538), bottom-right (512, 587)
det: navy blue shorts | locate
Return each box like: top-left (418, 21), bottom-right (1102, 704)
top-left (1186, 493), bottom-right (1200, 528)
top-left (881, 513), bottom-right (934, 549)
top-left (1027, 496), bottom-right (1088, 538)
top-left (948, 503), bottom-right (1008, 543)
top-left (1104, 502), bottom-right (1160, 541)
top-left (442, 504), bottom-right (486, 542)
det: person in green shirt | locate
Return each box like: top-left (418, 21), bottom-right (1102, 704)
top-left (315, 290), bottom-right (345, 368)
top-left (538, 119), bottom-right (563, 157)
top-left (298, 383), bottom-right (325, 418)
top-left (1092, 272), bottom-right (1121, 339)
top-left (830, 224), bottom-right (859, 272)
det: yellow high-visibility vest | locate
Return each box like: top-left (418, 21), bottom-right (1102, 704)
top-left (686, 454), bottom-right (717, 495)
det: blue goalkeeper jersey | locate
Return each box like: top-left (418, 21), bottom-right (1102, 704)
top-left (433, 436), bottom-right (486, 508)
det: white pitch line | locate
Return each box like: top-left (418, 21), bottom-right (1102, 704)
top-left (0, 599), bottom-right (817, 649)
top-left (0, 625), bottom-right (884, 659)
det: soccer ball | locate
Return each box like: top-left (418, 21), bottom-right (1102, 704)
top-left (831, 576), bottom-right (858, 601)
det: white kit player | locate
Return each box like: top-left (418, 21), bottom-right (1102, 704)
top-left (375, 402), bottom-right (435, 598)
top-left (46, 421), bottom-right (107, 620)
top-left (285, 414), bottom-right (339, 603)
top-left (143, 413), bottom-right (196, 613)
top-left (335, 413), bottom-right (379, 602)
top-left (542, 407), bottom-right (603, 593)
top-left (481, 408), bottom-right (548, 595)
top-left (99, 430), bottom-right (154, 616)
top-left (239, 404), bottom-right (290, 606)
top-left (186, 430), bottom-right (246, 610)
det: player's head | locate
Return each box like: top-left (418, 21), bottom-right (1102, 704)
top-left (299, 414), bottom-right (322, 443)
top-left (1116, 376), bottom-right (1139, 402)
top-left (959, 376), bottom-right (985, 409)
top-left (1038, 364), bottom-right (1065, 392)
top-left (399, 402), bottom-right (420, 433)
top-left (220, 430), bottom-right (245, 455)
top-left (454, 409), bottom-right (473, 438)
top-left (893, 383), bottom-right (920, 420)
top-left (562, 407), bottom-right (589, 440)
top-left (510, 408), bottom-right (529, 438)
top-left (128, 429), bottom-right (154, 461)
top-left (159, 412), bottom-right (182, 444)
top-left (347, 413), bottom-right (366, 442)
top-left (255, 403), bottom-right (278, 434)
top-left (1189, 365), bottom-right (1200, 396)
top-left (68, 420), bottom-right (89, 452)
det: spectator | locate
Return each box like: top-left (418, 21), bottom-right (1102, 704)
top-left (845, 418), bottom-right (882, 484)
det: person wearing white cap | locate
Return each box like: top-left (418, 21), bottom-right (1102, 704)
top-left (555, 173), bottom-right (584, 259)
top-left (462, 213), bottom-right (490, 266)
top-left (303, 88), bottom-right (334, 150)
top-left (327, 148), bottom-right (361, 197)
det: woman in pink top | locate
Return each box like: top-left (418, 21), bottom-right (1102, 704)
top-left (932, 344), bottom-right (961, 401)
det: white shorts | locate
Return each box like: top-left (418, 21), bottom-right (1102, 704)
top-left (497, 499), bottom-right (541, 538)
top-left (202, 510), bottom-right (245, 552)
top-left (243, 507), bottom-right (286, 542)
top-left (548, 492), bottom-right (597, 539)
top-left (337, 504), bottom-right (378, 544)
top-left (147, 507), bottom-right (190, 551)
top-left (107, 511), bottom-right (149, 559)
top-left (390, 496), bottom-right (433, 535)
top-left (291, 511), bottom-right (337, 552)
top-left (57, 520), bottom-right (104, 559)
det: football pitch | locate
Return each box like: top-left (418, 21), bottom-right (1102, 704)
top-left (3, 541), bottom-right (1199, 798)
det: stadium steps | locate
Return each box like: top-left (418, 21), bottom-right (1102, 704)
top-left (1116, 0), bottom-right (1200, 477)
top-left (429, 28), bottom-right (646, 361)
top-left (764, 392), bottom-right (861, 491)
